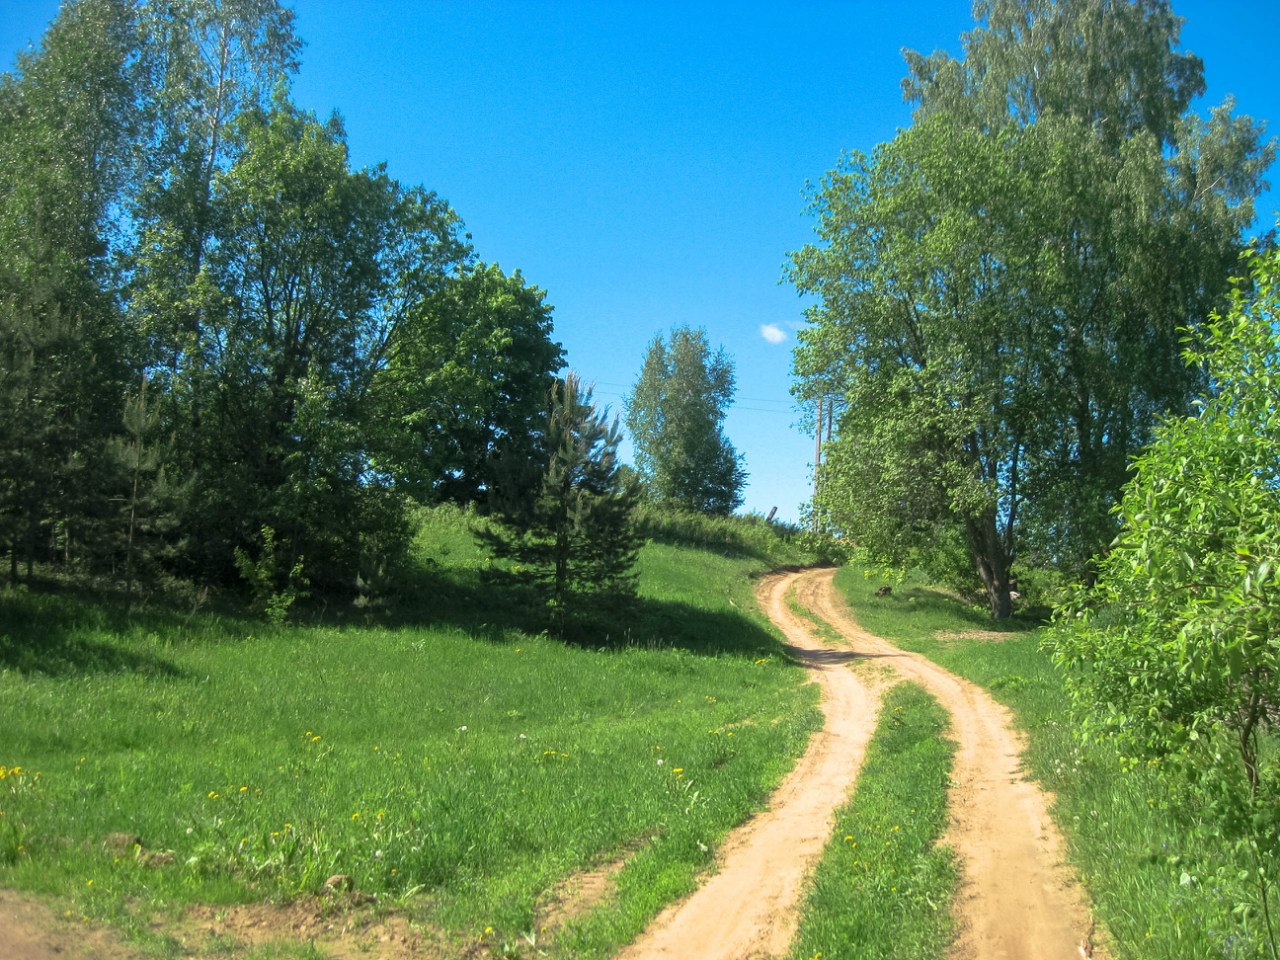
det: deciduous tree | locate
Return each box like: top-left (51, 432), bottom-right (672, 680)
top-left (1049, 244), bottom-right (1280, 948)
top-left (625, 326), bottom-right (746, 516)
top-left (374, 263), bottom-right (565, 504)
top-left (791, 0), bottom-right (1273, 617)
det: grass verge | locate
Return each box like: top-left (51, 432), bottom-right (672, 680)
top-left (834, 563), bottom-right (1273, 960)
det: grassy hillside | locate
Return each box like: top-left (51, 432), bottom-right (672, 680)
top-left (0, 506), bottom-right (825, 959)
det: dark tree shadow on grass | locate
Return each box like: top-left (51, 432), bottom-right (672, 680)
top-left (334, 563), bottom-right (801, 662)
top-left (868, 585), bottom-right (1050, 632)
top-left (0, 587), bottom-right (183, 677)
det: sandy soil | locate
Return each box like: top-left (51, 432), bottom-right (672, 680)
top-left (795, 567), bottom-right (1102, 960)
top-left (615, 571), bottom-right (888, 960)
top-left (0, 889), bottom-right (144, 960)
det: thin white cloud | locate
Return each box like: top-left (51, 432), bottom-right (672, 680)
top-left (760, 323), bottom-right (787, 345)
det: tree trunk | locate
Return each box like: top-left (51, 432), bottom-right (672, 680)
top-left (965, 511), bottom-right (1013, 620)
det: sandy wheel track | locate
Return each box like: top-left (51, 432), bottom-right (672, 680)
top-left (615, 572), bottom-right (888, 960)
top-left (793, 566), bottom-right (1101, 960)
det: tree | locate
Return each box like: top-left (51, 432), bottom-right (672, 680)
top-left (185, 96), bottom-right (467, 591)
top-left (373, 263), bottom-right (565, 504)
top-left (485, 373), bottom-right (641, 637)
top-left (625, 326), bottom-right (746, 515)
top-left (1049, 244), bottom-right (1280, 952)
top-left (99, 376), bottom-right (188, 609)
top-left (0, 0), bottom-right (140, 581)
top-left (790, 0), bottom-right (1273, 617)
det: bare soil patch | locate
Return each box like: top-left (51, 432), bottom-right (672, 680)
top-left (535, 851), bottom-right (629, 940)
top-left (0, 888), bottom-right (143, 960)
top-left (934, 629), bottom-right (1018, 643)
top-left (615, 570), bottom-right (887, 960)
top-left (177, 896), bottom-right (454, 959)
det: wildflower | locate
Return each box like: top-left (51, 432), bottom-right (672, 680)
top-left (207, 791), bottom-right (220, 799)
top-left (239, 786), bottom-right (248, 793)
top-left (673, 768), bottom-right (684, 774)
top-left (351, 812), bottom-right (361, 820)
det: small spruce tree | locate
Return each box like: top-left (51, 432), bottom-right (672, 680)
top-left (485, 373), bottom-right (641, 637)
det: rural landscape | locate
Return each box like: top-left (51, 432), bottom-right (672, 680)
top-left (3, 0), bottom-right (1280, 958)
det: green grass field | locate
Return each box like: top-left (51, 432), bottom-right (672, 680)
top-left (834, 564), bottom-right (1273, 960)
top-left (5, 511), bottom-right (1266, 960)
top-left (0, 507), bottom-right (824, 959)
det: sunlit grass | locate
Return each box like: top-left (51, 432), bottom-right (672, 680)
top-left (0, 508), bottom-right (823, 958)
top-left (789, 680), bottom-right (956, 960)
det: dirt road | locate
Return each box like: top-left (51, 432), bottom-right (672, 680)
top-left (619, 567), bottom-right (1100, 960)
top-left (615, 571), bottom-right (887, 960)
top-left (793, 567), bottom-right (1100, 959)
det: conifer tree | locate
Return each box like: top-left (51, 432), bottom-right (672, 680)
top-left (486, 374), bottom-right (641, 637)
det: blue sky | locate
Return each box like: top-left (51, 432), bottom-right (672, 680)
top-left (4, 1), bottom-right (1278, 522)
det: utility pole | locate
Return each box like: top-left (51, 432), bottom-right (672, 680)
top-left (813, 395), bottom-right (824, 532)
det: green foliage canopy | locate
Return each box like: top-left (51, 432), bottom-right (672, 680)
top-left (1050, 243), bottom-right (1280, 937)
top-left (790, 0), bottom-right (1273, 618)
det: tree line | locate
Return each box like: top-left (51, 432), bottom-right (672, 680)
top-left (0, 0), bottom-right (575, 608)
top-left (0, 0), bottom-right (750, 629)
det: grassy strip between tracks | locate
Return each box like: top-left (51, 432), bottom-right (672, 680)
top-left (789, 679), bottom-right (956, 960)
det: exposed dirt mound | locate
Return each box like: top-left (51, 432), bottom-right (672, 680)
top-left (178, 896), bottom-right (452, 959)
top-left (934, 629), bottom-right (1018, 643)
